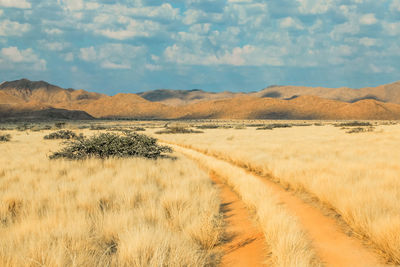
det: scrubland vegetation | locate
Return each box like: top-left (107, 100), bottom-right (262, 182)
top-left (0, 131), bottom-right (223, 266)
top-left (153, 122), bottom-right (400, 264)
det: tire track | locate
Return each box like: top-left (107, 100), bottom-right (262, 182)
top-left (169, 143), bottom-right (384, 267)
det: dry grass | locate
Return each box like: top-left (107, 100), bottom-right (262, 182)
top-left (152, 123), bottom-right (400, 264)
top-left (0, 130), bottom-right (223, 267)
top-left (170, 145), bottom-right (321, 267)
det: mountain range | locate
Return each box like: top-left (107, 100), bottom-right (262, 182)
top-left (1, 78), bottom-right (400, 120)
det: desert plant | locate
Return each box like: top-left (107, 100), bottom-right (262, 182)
top-left (346, 127), bottom-right (375, 134)
top-left (336, 121), bottom-right (372, 127)
top-left (50, 132), bottom-right (172, 160)
top-left (196, 124), bottom-right (219, 129)
top-left (90, 125), bottom-right (107, 130)
top-left (44, 130), bottom-right (81, 140)
top-left (257, 123), bottom-right (293, 130)
top-left (155, 126), bottom-right (203, 134)
top-left (55, 122), bottom-right (66, 129)
top-left (0, 134), bottom-right (11, 142)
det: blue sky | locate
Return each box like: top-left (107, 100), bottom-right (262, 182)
top-left (0, 0), bottom-right (399, 94)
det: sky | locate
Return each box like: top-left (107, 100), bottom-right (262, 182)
top-left (0, 0), bottom-right (399, 94)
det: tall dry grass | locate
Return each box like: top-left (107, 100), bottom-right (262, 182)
top-left (153, 123), bottom-right (400, 264)
top-left (170, 145), bottom-right (322, 267)
top-left (0, 131), bottom-right (223, 267)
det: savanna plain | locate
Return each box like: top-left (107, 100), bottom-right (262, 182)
top-left (0, 120), bottom-right (399, 267)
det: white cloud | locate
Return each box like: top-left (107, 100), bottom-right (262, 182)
top-left (79, 46), bottom-right (97, 61)
top-left (164, 44), bottom-right (286, 66)
top-left (64, 52), bottom-right (74, 62)
top-left (0, 19), bottom-right (30, 36)
top-left (390, 0), bottom-right (400, 12)
top-left (280, 17), bottom-right (304, 30)
top-left (145, 64), bottom-right (162, 71)
top-left (0, 46), bottom-right (46, 70)
top-left (359, 13), bottom-right (377, 25)
top-left (359, 37), bottom-right (377, 47)
top-left (330, 18), bottom-right (360, 40)
top-left (369, 64), bottom-right (395, 73)
top-left (79, 44), bottom-right (145, 70)
top-left (383, 21), bottom-right (400, 36)
top-left (39, 41), bottom-right (69, 51)
top-left (297, 0), bottom-right (333, 14)
top-left (0, 0), bottom-right (31, 9)
top-left (44, 28), bottom-right (63, 35)
top-left (100, 61), bottom-right (130, 70)
top-left (0, 9), bottom-right (3, 16)
top-left (85, 15), bottom-right (161, 40)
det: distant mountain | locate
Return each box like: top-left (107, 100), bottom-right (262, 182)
top-left (138, 89), bottom-right (240, 106)
top-left (1, 78), bottom-right (400, 120)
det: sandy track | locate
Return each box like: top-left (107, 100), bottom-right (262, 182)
top-left (209, 172), bottom-right (267, 267)
top-left (169, 143), bottom-right (384, 267)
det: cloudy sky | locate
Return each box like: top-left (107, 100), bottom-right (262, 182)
top-left (0, 0), bottom-right (399, 94)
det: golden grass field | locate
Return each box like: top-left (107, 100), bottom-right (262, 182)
top-left (0, 121), bottom-right (399, 266)
top-left (0, 130), bottom-right (224, 266)
top-left (150, 122), bottom-right (400, 265)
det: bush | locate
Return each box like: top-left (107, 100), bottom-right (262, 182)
top-left (196, 124), bottom-right (219, 129)
top-left (155, 126), bottom-right (203, 134)
top-left (49, 132), bottom-right (172, 160)
top-left (256, 123), bottom-right (293, 130)
top-left (0, 134), bottom-right (11, 142)
top-left (55, 122), bottom-right (66, 129)
top-left (90, 125), bottom-right (107, 130)
top-left (346, 127), bottom-right (375, 134)
top-left (44, 130), bottom-right (81, 140)
top-left (336, 121), bottom-right (372, 127)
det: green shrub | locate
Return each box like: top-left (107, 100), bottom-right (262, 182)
top-left (336, 121), bottom-right (372, 127)
top-left (155, 126), bottom-right (203, 134)
top-left (346, 127), bottom-right (375, 134)
top-left (49, 132), bottom-right (172, 160)
top-left (256, 123), bottom-right (293, 130)
top-left (0, 134), bottom-right (11, 142)
top-left (195, 124), bottom-right (219, 129)
top-left (44, 130), bottom-right (81, 140)
top-left (55, 122), bottom-right (66, 129)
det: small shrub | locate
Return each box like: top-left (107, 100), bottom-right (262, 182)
top-left (234, 125), bottom-right (246, 130)
top-left (0, 134), bottom-right (11, 142)
top-left (44, 130), bottom-right (81, 140)
top-left (336, 121), bottom-right (372, 127)
top-left (55, 122), bottom-right (66, 129)
top-left (256, 123), bottom-right (293, 130)
top-left (155, 126), bottom-right (203, 134)
top-left (49, 132), bottom-right (172, 160)
top-left (346, 127), bottom-right (375, 134)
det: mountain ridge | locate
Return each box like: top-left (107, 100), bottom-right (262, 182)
top-left (1, 78), bottom-right (400, 120)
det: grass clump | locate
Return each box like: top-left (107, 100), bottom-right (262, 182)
top-left (346, 127), bottom-right (375, 134)
top-left (256, 123), bottom-right (293, 130)
top-left (50, 132), bottom-right (172, 160)
top-left (155, 126), bottom-right (203, 134)
top-left (336, 121), bottom-right (372, 127)
top-left (0, 134), bottom-right (11, 142)
top-left (44, 130), bottom-right (81, 140)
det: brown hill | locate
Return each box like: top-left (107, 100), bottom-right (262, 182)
top-left (1, 78), bottom-right (400, 120)
top-left (138, 89), bottom-right (239, 106)
top-left (252, 81), bottom-right (400, 104)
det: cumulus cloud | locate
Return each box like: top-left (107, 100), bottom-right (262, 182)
top-left (297, 0), bottom-right (333, 14)
top-left (359, 13), bottom-right (377, 25)
top-left (79, 43), bottom-right (145, 70)
top-left (0, 46), bottom-right (46, 70)
top-left (44, 28), bottom-right (63, 35)
top-left (390, 0), bottom-right (400, 12)
top-left (280, 17), bottom-right (304, 30)
top-left (0, 0), bottom-right (31, 9)
top-left (0, 19), bottom-right (30, 36)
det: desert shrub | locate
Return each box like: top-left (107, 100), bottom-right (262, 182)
top-left (155, 126), bottom-right (203, 134)
top-left (49, 132), bottom-right (172, 160)
top-left (54, 122), bottom-right (66, 129)
top-left (16, 123), bottom-right (31, 131)
top-left (234, 125), bottom-right (246, 130)
top-left (0, 134), bottom-right (11, 142)
top-left (44, 130), bottom-right (81, 140)
top-left (245, 124), bottom-right (265, 127)
top-left (336, 121), bottom-right (372, 127)
top-left (256, 123), bottom-right (293, 130)
top-left (31, 125), bottom-right (52, 132)
top-left (346, 127), bottom-right (375, 134)
top-left (78, 125), bottom-right (89, 129)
